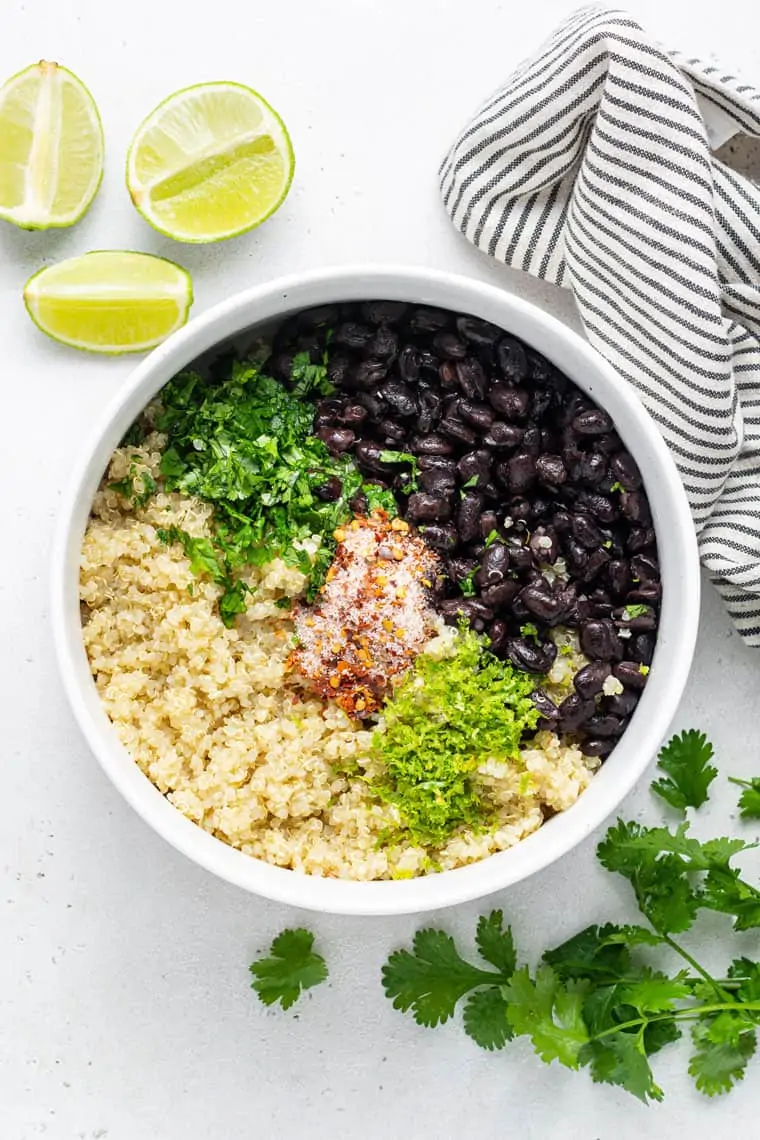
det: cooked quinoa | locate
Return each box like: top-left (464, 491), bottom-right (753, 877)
top-left (79, 439), bottom-right (598, 881)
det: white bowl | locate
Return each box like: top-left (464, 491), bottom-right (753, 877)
top-left (52, 266), bottom-right (700, 915)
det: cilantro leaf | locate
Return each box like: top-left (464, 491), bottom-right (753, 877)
top-left (463, 987), bottom-right (514, 1050)
top-left (504, 965), bottom-right (590, 1068)
top-left (701, 865), bottom-right (760, 931)
top-left (290, 350), bottom-right (335, 397)
top-left (597, 820), bottom-right (701, 933)
top-left (622, 603), bottom-right (649, 620)
top-left (580, 1032), bottom-right (663, 1103)
top-left (249, 929), bottom-right (328, 1010)
top-left (459, 569), bottom-right (477, 597)
top-left (381, 929), bottom-right (498, 1028)
top-left (543, 923), bottom-right (657, 982)
top-left (651, 730), bottom-right (717, 814)
top-left (729, 777), bottom-right (760, 821)
top-left (475, 911), bottom-right (517, 975)
top-left (361, 483), bottom-right (398, 516)
top-left (617, 969), bottom-right (692, 1013)
top-left (689, 1012), bottom-right (757, 1096)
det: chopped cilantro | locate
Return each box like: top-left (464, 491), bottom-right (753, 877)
top-left (109, 464), bottom-right (157, 508)
top-left (155, 360), bottom-right (368, 613)
top-left (484, 529), bottom-right (500, 547)
top-left (462, 475), bottom-right (480, 489)
top-left (460, 569), bottom-right (477, 597)
top-left (639, 664), bottom-right (650, 676)
top-left (289, 350), bottom-right (335, 398)
top-left (520, 622), bottom-right (540, 644)
top-left (362, 483), bottom-right (398, 516)
top-left (369, 626), bottom-right (539, 846)
top-left (610, 481), bottom-right (625, 493)
top-left (623, 604), bottom-right (649, 620)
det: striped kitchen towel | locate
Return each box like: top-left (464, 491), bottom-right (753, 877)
top-left (440, 5), bottom-right (760, 644)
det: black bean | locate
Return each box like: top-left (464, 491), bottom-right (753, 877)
top-left (350, 359), bottom-right (388, 390)
top-left (605, 689), bottom-right (639, 717)
top-left (576, 491), bottom-right (618, 525)
top-left (528, 527), bottom-right (559, 564)
top-left (565, 538), bottom-right (589, 574)
top-left (532, 690), bottom-right (560, 722)
top-left (477, 542), bottom-right (510, 586)
top-left (481, 580), bottom-right (519, 607)
top-left (437, 418), bottom-right (476, 447)
top-left (630, 553), bottom-right (659, 582)
top-left (437, 361), bottom-right (459, 392)
top-left (558, 693), bottom-right (596, 731)
top-left (585, 714), bottom-right (625, 738)
top-left (615, 604), bottom-right (657, 632)
top-left (367, 327), bottom-right (399, 360)
top-left (483, 422), bottom-right (524, 450)
top-left (447, 555), bottom-right (478, 581)
top-left (580, 619), bottom-right (624, 661)
top-left (610, 451), bottom-right (642, 490)
top-left (440, 598), bottom-right (494, 632)
top-left (398, 345), bottom-right (423, 383)
top-left (314, 476), bottom-right (343, 502)
top-left (409, 307), bottom-right (451, 334)
top-left (577, 451), bottom-right (609, 487)
top-left (594, 432), bottom-right (622, 455)
top-left (506, 637), bottom-right (557, 674)
top-left (488, 384), bottom-right (530, 420)
top-left (419, 469), bottom-right (455, 497)
top-left (572, 408), bottom-right (614, 435)
top-left (506, 452), bottom-right (537, 493)
top-left (535, 454), bottom-right (567, 486)
top-left (497, 338), bottom-right (529, 382)
top-left (325, 353), bottom-right (352, 388)
top-left (419, 349), bottom-right (440, 375)
top-left (627, 526), bottom-right (657, 553)
top-left (529, 389), bottom-right (555, 423)
top-left (455, 358), bottom-right (488, 401)
top-left (626, 580), bottom-right (662, 604)
top-left (487, 618), bottom-right (509, 655)
top-left (334, 322), bottom-right (372, 350)
top-left (270, 350), bottom-right (295, 382)
top-left (480, 511), bottom-right (500, 539)
top-left (454, 316), bottom-right (501, 347)
top-left (582, 739), bottom-right (616, 759)
top-left (356, 391), bottom-right (384, 420)
top-left (613, 661), bottom-right (649, 689)
top-left (573, 660), bottom-right (611, 699)
top-left (432, 332), bottom-right (468, 360)
top-left (607, 559), bottom-right (632, 599)
top-left (620, 490), bottom-right (652, 525)
top-left (316, 426), bottom-right (355, 454)
top-left (410, 434), bottom-right (454, 456)
top-left (298, 303), bottom-right (342, 328)
top-left (505, 539), bottom-right (532, 572)
top-left (521, 427), bottom-right (542, 456)
top-left (378, 380), bottom-right (418, 417)
top-left (354, 440), bottom-right (395, 472)
top-left (418, 455), bottom-right (457, 475)
top-left (339, 403), bottom-right (368, 427)
top-left (406, 492), bottom-right (452, 523)
top-left (379, 420), bottom-right (408, 444)
top-left (360, 301), bottom-right (408, 325)
top-left (572, 513), bottom-right (604, 549)
top-left (457, 492), bottom-right (484, 543)
top-left (349, 490), bottom-right (368, 514)
top-left (419, 524), bottom-right (459, 553)
top-left (520, 582), bottom-right (566, 624)
top-left (578, 548), bottom-right (611, 584)
top-left (415, 389), bottom-right (443, 433)
top-left (458, 400), bottom-right (495, 431)
top-left (552, 510), bottom-right (573, 536)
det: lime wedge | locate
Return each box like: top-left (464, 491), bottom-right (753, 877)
top-left (126, 81), bottom-right (294, 243)
top-left (23, 251), bottom-right (193, 354)
top-left (0, 60), bottom-right (104, 230)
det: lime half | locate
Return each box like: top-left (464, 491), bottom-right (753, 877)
top-left (126, 81), bottom-right (294, 243)
top-left (0, 60), bottom-right (104, 230)
top-left (24, 251), bottom-right (193, 354)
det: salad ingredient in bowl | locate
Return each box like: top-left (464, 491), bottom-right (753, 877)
top-left (79, 298), bottom-right (660, 881)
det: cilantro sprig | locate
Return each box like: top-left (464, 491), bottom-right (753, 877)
top-left (730, 777), bottom-right (760, 821)
top-left (650, 730), bottom-right (717, 814)
top-left (249, 928), bottom-right (328, 1010)
top-left (381, 814), bottom-right (760, 1102)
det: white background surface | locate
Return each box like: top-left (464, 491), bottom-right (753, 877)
top-left (2, 1), bottom-right (760, 1137)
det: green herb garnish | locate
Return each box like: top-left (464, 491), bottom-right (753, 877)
top-left (520, 622), bottom-right (540, 644)
top-left (729, 778), bottom-right (760, 821)
top-left (156, 360), bottom-right (368, 610)
top-left (109, 463), bottom-right (157, 508)
top-left (484, 530), bottom-right (500, 547)
top-left (249, 929), bottom-right (328, 1010)
top-left (623, 604), bottom-right (649, 620)
top-left (651, 731), bottom-right (717, 815)
top-left (289, 350), bottom-right (335, 398)
top-left (362, 483), bottom-right (399, 516)
top-left (610, 481), bottom-right (626, 493)
top-left (368, 626), bottom-right (538, 846)
top-left (460, 569), bottom-right (477, 597)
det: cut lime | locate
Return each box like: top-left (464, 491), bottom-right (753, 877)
top-left (126, 81), bottom-right (294, 243)
top-left (23, 251), bottom-right (193, 354)
top-left (0, 60), bottom-right (104, 230)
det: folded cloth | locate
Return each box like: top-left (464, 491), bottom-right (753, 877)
top-left (439, 5), bottom-right (760, 644)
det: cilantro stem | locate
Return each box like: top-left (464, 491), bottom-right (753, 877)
top-left (661, 933), bottom-right (732, 1002)
top-left (592, 1001), bottom-right (760, 1043)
